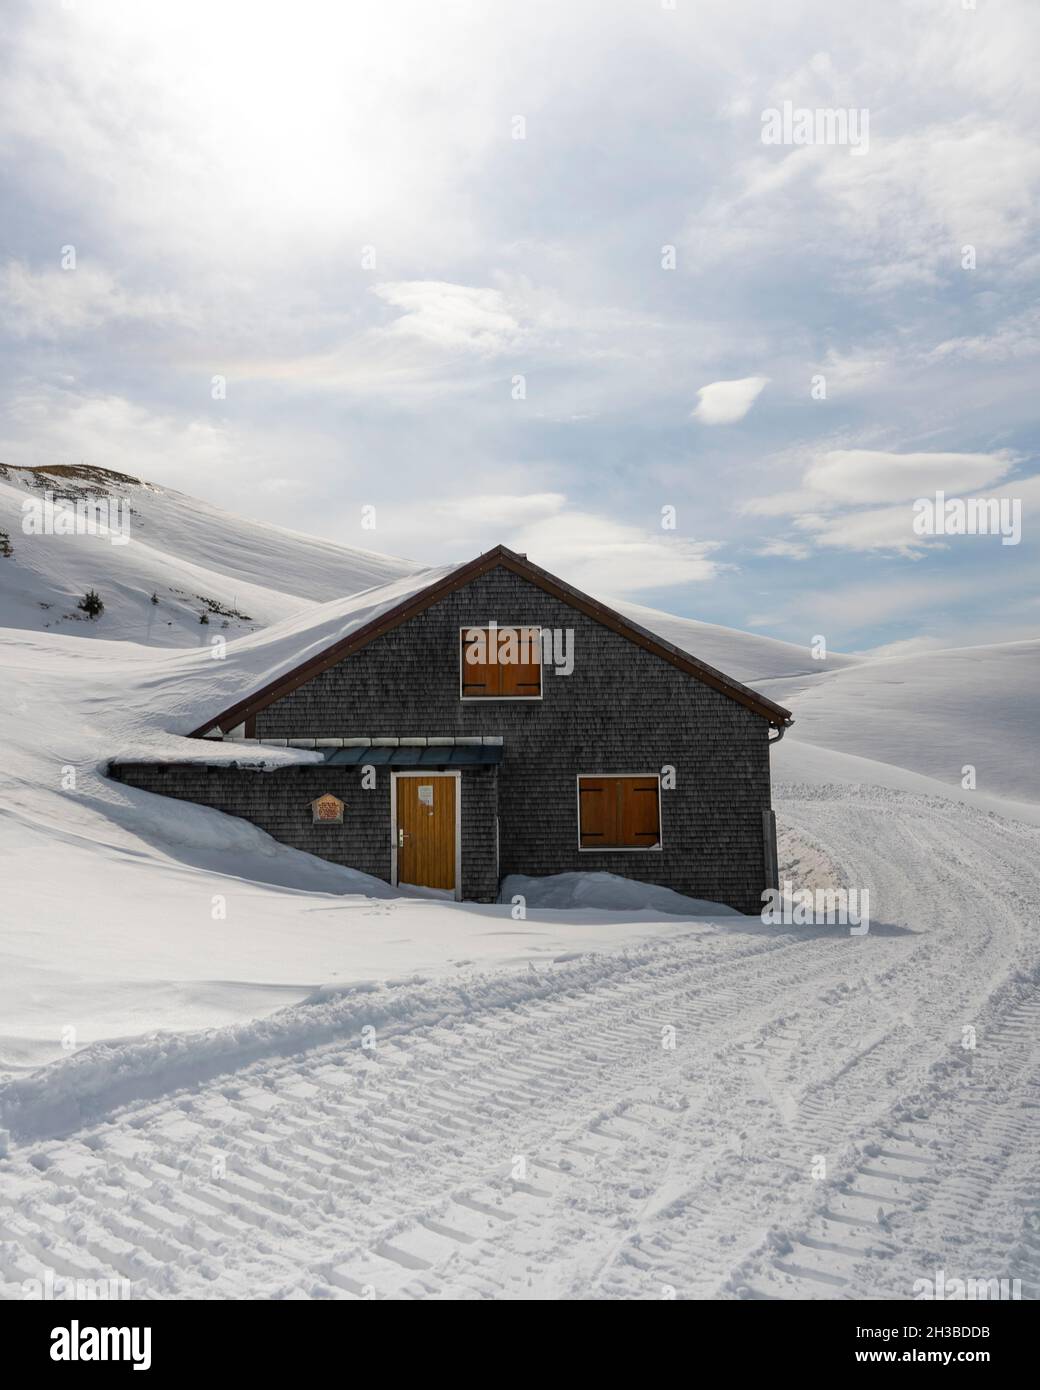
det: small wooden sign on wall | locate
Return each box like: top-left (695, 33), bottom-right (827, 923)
top-left (311, 792), bottom-right (345, 824)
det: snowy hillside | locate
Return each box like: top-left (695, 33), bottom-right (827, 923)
top-left (614, 599), bottom-right (1039, 806)
top-left (0, 463), bottom-right (422, 646)
top-left (616, 596), bottom-right (862, 686)
top-left (775, 639), bottom-right (1040, 805)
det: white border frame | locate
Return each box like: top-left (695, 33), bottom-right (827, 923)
top-left (576, 773), bottom-right (664, 852)
top-left (459, 625), bottom-right (544, 702)
top-left (390, 769), bottom-right (463, 900)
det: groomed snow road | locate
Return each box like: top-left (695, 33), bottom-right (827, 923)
top-left (1, 784), bottom-right (1038, 1300)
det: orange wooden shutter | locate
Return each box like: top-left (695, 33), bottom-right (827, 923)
top-left (620, 777), bottom-right (661, 846)
top-left (580, 776), bottom-right (660, 848)
top-left (461, 627), bottom-right (500, 697)
top-left (579, 777), bottom-right (616, 847)
top-left (461, 626), bottom-right (541, 697)
top-left (499, 626), bottom-right (542, 697)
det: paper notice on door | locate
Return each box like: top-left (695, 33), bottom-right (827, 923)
top-left (418, 784), bottom-right (434, 805)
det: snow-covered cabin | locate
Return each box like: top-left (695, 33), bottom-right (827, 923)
top-left (111, 546), bottom-right (792, 911)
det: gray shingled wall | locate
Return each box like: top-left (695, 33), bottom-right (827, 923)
top-left (111, 762), bottom-right (500, 901)
top-left (113, 565), bottom-right (777, 912)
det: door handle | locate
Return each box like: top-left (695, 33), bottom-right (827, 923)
top-left (398, 828), bottom-right (406, 848)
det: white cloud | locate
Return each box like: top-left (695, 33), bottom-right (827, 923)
top-left (0, 387), bottom-right (227, 471)
top-left (686, 4), bottom-right (1040, 295)
top-left (0, 1), bottom-right (514, 273)
top-left (747, 450), bottom-right (1034, 555)
top-left (804, 450), bottom-right (1015, 504)
top-left (792, 505), bottom-right (928, 556)
top-left (210, 274), bottom-right (656, 406)
top-left (926, 306), bottom-right (1040, 364)
top-left (0, 385), bottom-right (338, 517)
top-left (373, 282), bottom-right (527, 355)
top-left (816, 347), bottom-right (891, 394)
top-left (757, 538), bottom-right (811, 560)
top-left (818, 122), bottom-right (1040, 290)
top-left (789, 472), bottom-right (1040, 554)
top-left (380, 493), bottom-right (729, 595)
top-left (692, 376), bottom-right (768, 425)
top-left (742, 488), bottom-right (820, 519)
top-left (432, 493), bottom-right (566, 527)
top-left (0, 262), bottom-right (184, 339)
top-left (511, 511), bottom-right (726, 595)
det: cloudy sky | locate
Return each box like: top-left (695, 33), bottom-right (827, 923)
top-left (1, 0), bottom-right (1037, 652)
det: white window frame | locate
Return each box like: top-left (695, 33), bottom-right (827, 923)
top-left (576, 772), bottom-right (664, 853)
top-left (390, 770), bottom-right (463, 900)
top-left (459, 624), bottom-right (544, 702)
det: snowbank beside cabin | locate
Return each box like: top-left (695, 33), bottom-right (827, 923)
top-left (500, 870), bottom-right (741, 917)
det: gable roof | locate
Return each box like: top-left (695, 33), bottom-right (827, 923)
top-left (189, 545), bottom-right (793, 735)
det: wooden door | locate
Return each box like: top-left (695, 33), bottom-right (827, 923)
top-left (396, 775), bottom-right (457, 893)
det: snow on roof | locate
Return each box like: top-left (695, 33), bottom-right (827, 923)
top-left (90, 563), bottom-right (458, 767)
top-left (150, 562), bottom-right (459, 735)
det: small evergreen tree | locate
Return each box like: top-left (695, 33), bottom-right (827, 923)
top-left (199, 610), bottom-right (209, 625)
top-left (79, 589), bottom-right (104, 619)
top-left (150, 591), bottom-right (159, 604)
